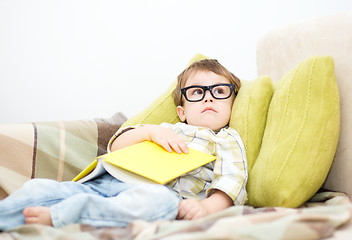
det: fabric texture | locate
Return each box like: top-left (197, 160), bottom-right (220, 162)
top-left (256, 12), bottom-right (352, 196)
top-left (248, 56), bottom-right (340, 207)
top-left (1, 191), bottom-right (351, 239)
top-left (108, 122), bottom-right (248, 205)
top-left (229, 76), bottom-right (273, 171)
top-left (0, 112), bottom-right (127, 199)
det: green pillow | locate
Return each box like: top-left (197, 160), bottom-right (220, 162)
top-left (121, 54), bottom-right (209, 128)
top-left (229, 76), bottom-right (274, 172)
top-left (247, 56), bottom-right (340, 208)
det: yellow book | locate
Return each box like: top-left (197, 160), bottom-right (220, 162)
top-left (73, 141), bottom-right (216, 185)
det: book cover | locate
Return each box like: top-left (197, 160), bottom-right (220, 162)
top-left (73, 141), bottom-right (216, 184)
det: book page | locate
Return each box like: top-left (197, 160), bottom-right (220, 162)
top-left (74, 158), bottom-right (107, 183)
top-left (102, 161), bottom-right (157, 184)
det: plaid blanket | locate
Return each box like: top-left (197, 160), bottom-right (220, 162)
top-left (1, 113), bottom-right (352, 239)
top-left (1, 191), bottom-right (351, 240)
top-left (0, 112), bottom-right (127, 199)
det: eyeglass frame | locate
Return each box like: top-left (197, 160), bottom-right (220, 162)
top-left (180, 83), bottom-right (237, 103)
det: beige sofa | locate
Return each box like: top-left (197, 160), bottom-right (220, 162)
top-left (256, 11), bottom-right (352, 239)
top-left (256, 11), bottom-right (352, 196)
top-left (0, 12), bottom-right (351, 240)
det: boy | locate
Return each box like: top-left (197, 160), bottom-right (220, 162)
top-left (0, 59), bottom-right (247, 230)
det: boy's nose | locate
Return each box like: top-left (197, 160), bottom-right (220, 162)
top-left (203, 91), bottom-right (214, 102)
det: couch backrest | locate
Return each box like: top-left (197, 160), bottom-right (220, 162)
top-left (256, 11), bottom-right (352, 195)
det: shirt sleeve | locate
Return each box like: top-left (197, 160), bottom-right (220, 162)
top-left (206, 128), bottom-right (248, 205)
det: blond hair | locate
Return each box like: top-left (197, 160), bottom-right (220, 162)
top-left (173, 59), bottom-right (241, 106)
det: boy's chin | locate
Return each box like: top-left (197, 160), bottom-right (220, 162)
top-left (189, 120), bottom-right (228, 131)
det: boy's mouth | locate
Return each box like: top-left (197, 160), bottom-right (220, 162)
top-left (202, 107), bottom-right (216, 113)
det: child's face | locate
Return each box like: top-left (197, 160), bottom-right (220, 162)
top-left (176, 70), bottom-right (235, 131)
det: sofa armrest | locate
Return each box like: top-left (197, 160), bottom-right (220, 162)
top-left (0, 112), bottom-right (127, 199)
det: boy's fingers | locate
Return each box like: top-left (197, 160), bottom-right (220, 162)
top-left (163, 143), bottom-right (173, 153)
top-left (180, 143), bottom-right (189, 154)
top-left (172, 145), bottom-right (182, 154)
top-left (177, 202), bottom-right (187, 219)
top-left (174, 138), bottom-right (189, 154)
top-left (155, 133), bottom-right (188, 154)
top-left (172, 143), bottom-right (189, 154)
top-left (167, 138), bottom-right (188, 154)
top-left (157, 139), bottom-right (173, 153)
top-left (176, 209), bottom-right (185, 220)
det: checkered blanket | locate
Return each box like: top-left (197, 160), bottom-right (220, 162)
top-left (0, 112), bottom-right (127, 198)
top-left (1, 112), bottom-right (351, 239)
top-left (1, 192), bottom-right (351, 240)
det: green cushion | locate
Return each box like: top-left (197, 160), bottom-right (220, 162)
top-left (121, 54), bottom-right (209, 128)
top-left (229, 76), bottom-right (273, 171)
top-left (247, 56), bottom-right (340, 208)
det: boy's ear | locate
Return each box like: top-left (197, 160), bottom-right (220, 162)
top-left (176, 106), bottom-right (186, 122)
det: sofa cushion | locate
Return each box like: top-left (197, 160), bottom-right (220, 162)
top-left (230, 76), bottom-right (273, 171)
top-left (247, 56), bottom-right (340, 207)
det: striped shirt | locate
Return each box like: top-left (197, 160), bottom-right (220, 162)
top-left (108, 122), bottom-right (248, 205)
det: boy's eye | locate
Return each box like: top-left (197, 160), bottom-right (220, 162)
top-left (213, 86), bottom-right (226, 95)
top-left (190, 88), bottom-right (204, 96)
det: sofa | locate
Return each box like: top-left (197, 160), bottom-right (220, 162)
top-left (255, 11), bottom-right (352, 239)
top-left (0, 11), bottom-right (351, 240)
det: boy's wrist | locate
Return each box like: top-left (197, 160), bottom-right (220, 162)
top-left (201, 190), bottom-right (233, 215)
top-left (142, 125), bottom-right (155, 142)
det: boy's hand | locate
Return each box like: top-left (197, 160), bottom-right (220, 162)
top-left (146, 125), bottom-right (189, 154)
top-left (177, 190), bottom-right (233, 221)
top-left (177, 199), bottom-right (207, 220)
top-left (111, 124), bottom-right (188, 153)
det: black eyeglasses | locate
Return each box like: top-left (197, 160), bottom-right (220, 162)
top-left (181, 83), bottom-right (237, 102)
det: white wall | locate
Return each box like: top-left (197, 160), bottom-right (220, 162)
top-left (1, 0), bottom-right (351, 123)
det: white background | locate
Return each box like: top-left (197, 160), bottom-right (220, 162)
top-left (1, 0), bottom-right (351, 124)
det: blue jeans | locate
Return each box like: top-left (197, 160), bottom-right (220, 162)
top-left (0, 173), bottom-right (180, 231)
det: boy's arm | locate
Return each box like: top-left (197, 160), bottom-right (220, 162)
top-left (111, 125), bottom-right (188, 154)
top-left (177, 190), bottom-right (233, 220)
top-left (177, 128), bottom-right (248, 220)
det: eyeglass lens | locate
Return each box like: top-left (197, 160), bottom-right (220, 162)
top-left (185, 85), bottom-right (232, 101)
